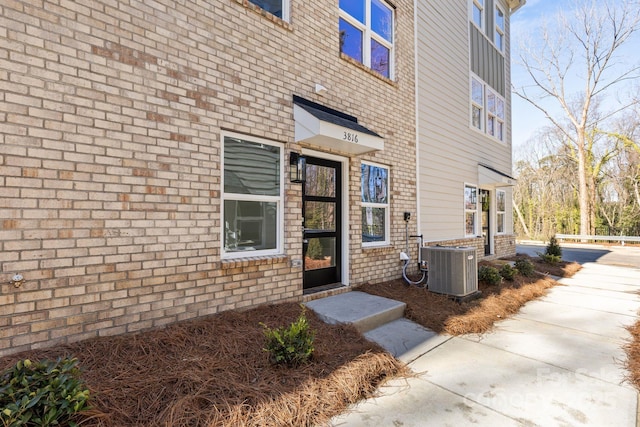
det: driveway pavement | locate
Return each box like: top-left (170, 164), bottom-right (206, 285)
top-left (330, 262), bottom-right (640, 426)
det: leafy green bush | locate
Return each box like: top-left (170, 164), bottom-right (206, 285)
top-left (539, 253), bottom-right (562, 265)
top-left (0, 357), bottom-right (90, 427)
top-left (478, 265), bottom-right (502, 285)
top-left (499, 264), bottom-right (517, 281)
top-left (514, 258), bottom-right (535, 277)
top-left (545, 236), bottom-right (562, 258)
top-left (261, 307), bottom-right (315, 367)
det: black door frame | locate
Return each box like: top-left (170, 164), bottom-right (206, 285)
top-left (302, 156), bottom-right (342, 289)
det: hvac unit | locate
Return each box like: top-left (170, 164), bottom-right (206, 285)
top-left (421, 246), bottom-right (478, 298)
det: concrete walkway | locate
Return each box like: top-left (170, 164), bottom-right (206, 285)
top-left (327, 262), bottom-right (640, 426)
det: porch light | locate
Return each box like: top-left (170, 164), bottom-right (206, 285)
top-left (290, 152), bottom-right (306, 184)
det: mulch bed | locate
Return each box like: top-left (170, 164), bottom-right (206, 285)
top-left (356, 256), bottom-right (581, 335)
top-left (0, 303), bottom-right (407, 427)
top-left (0, 254), bottom-right (582, 426)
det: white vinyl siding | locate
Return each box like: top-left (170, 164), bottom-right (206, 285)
top-left (416, 1), bottom-right (512, 241)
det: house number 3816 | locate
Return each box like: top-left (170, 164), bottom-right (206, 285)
top-left (343, 132), bottom-right (359, 143)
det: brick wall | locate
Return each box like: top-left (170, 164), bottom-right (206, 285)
top-left (425, 235), bottom-right (515, 261)
top-left (0, 0), bottom-right (416, 355)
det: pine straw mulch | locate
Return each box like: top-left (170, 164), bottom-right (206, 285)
top-left (356, 255), bottom-right (582, 335)
top-left (0, 303), bottom-right (408, 427)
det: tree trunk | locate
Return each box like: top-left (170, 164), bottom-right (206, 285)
top-left (577, 131), bottom-right (591, 237)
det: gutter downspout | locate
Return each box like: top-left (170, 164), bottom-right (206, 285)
top-left (413, 0), bottom-right (421, 243)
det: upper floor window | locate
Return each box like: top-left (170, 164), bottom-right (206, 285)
top-left (249, 0), bottom-right (289, 21)
top-left (339, 0), bottom-right (394, 79)
top-left (472, 0), bottom-right (484, 30)
top-left (222, 134), bottom-right (283, 257)
top-left (495, 5), bottom-right (505, 51)
top-left (471, 74), bottom-right (505, 142)
top-left (361, 162), bottom-right (389, 246)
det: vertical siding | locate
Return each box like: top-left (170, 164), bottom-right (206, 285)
top-left (470, 24), bottom-right (505, 95)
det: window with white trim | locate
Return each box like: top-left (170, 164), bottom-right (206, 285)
top-left (471, 77), bottom-right (484, 131)
top-left (339, 0), bottom-right (394, 79)
top-left (465, 184), bottom-right (478, 236)
top-left (497, 190), bottom-right (506, 233)
top-left (471, 0), bottom-right (484, 30)
top-left (495, 5), bottom-right (505, 51)
top-left (222, 134), bottom-right (283, 257)
top-left (361, 162), bottom-right (389, 246)
top-left (471, 74), bottom-right (506, 142)
top-left (248, 0), bottom-right (289, 21)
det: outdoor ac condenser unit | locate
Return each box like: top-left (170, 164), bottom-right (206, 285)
top-left (421, 246), bottom-right (478, 298)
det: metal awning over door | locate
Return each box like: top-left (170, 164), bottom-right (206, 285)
top-left (293, 97), bottom-right (384, 155)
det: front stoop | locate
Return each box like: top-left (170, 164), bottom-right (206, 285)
top-left (305, 291), bottom-right (450, 363)
top-left (304, 291), bottom-right (405, 333)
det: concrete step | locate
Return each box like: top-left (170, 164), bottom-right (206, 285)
top-left (365, 318), bottom-right (451, 363)
top-left (305, 291), bottom-right (406, 333)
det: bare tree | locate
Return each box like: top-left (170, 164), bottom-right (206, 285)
top-left (514, 0), bottom-right (640, 236)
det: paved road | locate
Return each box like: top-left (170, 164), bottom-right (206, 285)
top-left (517, 242), bottom-right (640, 268)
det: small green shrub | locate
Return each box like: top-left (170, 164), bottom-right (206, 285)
top-left (261, 307), bottom-right (315, 367)
top-left (539, 253), bottom-right (562, 265)
top-left (478, 265), bottom-right (502, 286)
top-left (514, 258), bottom-right (535, 277)
top-left (0, 357), bottom-right (90, 427)
top-left (499, 264), bottom-right (517, 281)
top-left (545, 236), bottom-right (562, 258)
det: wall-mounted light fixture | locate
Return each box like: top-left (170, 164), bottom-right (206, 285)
top-left (290, 152), bottom-right (306, 184)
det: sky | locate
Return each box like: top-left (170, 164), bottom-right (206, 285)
top-left (509, 0), bottom-right (640, 160)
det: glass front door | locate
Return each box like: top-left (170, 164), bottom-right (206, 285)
top-left (481, 189), bottom-right (491, 255)
top-left (302, 157), bottom-right (342, 289)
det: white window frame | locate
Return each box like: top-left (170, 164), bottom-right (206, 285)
top-left (495, 4), bottom-right (505, 52)
top-left (470, 73), bottom-right (506, 142)
top-left (221, 132), bottom-right (284, 259)
top-left (464, 184), bottom-right (478, 237)
top-left (361, 161), bottom-right (390, 247)
top-left (339, 0), bottom-right (395, 79)
top-left (248, 0), bottom-right (290, 22)
top-left (471, 76), bottom-right (484, 132)
top-left (496, 189), bottom-right (506, 234)
top-left (471, 0), bottom-right (484, 30)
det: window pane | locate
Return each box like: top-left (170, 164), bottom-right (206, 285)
top-left (371, 39), bottom-right (390, 78)
top-left (496, 7), bottom-right (505, 30)
top-left (473, 5), bottom-right (482, 27)
top-left (465, 186), bottom-right (477, 210)
top-left (371, 0), bottom-right (393, 43)
top-left (361, 164), bottom-right (388, 203)
top-left (339, 0), bottom-right (364, 23)
top-left (495, 32), bottom-right (503, 50)
top-left (487, 92), bottom-right (496, 113)
top-left (305, 164), bottom-right (336, 197)
top-left (472, 79), bottom-right (483, 105)
top-left (304, 201), bottom-right (336, 232)
top-left (466, 212), bottom-right (476, 235)
top-left (497, 191), bottom-right (506, 211)
top-left (496, 98), bottom-right (505, 119)
top-left (362, 207), bottom-right (386, 242)
top-left (497, 121), bottom-right (503, 140)
top-left (339, 18), bottom-right (363, 63)
top-left (487, 116), bottom-right (495, 136)
top-left (472, 106), bottom-right (482, 130)
top-left (248, 0), bottom-right (282, 18)
top-left (224, 137), bottom-right (280, 196)
top-left (305, 237), bottom-right (336, 271)
top-left (224, 200), bottom-right (277, 252)
top-left (497, 213), bottom-right (505, 233)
